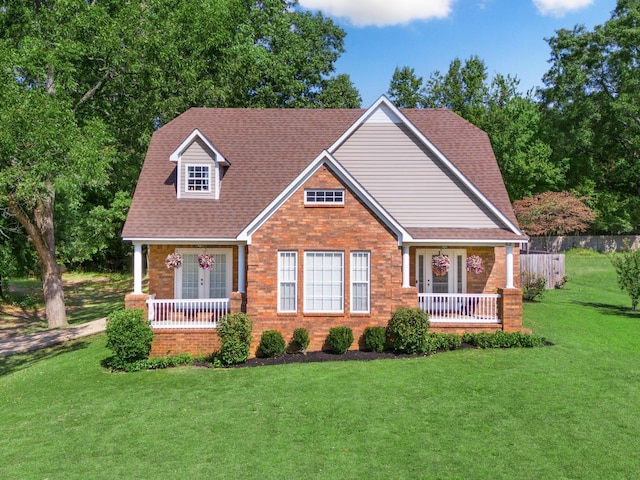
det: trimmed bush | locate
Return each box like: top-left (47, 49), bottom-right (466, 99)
top-left (326, 326), bottom-right (354, 354)
top-left (463, 331), bottom-right (546, 348)
top-left (217, 313), bottom-right (252, 365)
top-left (387, 307), bottom-right (430, 354)
top-left (105, 308), bottom-right (153, 370)
top-left (289, 327), bottom-right (310, 353)
top-left (257, 330), bottom-right (286, 358)
top-left (364, 326), bottom-right (387, 352)
top-left (521, 271), bottom-right (547, 301)
top-left (423, 332), bottom-right (462, 353)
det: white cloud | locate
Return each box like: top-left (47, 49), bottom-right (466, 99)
top-left (298, 0), bottom-right (455, 27)
top-left (532, 0), bottom-right (594, 17)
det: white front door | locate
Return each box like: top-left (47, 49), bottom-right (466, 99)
top-left (174, 248), bottom-right (233, 299)
top-left (416, 249), bottom-right (466, 294)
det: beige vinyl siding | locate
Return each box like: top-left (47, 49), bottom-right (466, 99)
top-left (181, 139), bottom-right (217, 199)
top-left (333, 122), bottom-right (504, 229)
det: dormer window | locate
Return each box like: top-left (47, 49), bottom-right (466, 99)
top-left (170, 129), bottom-right (229, 200)
top-left (186, 165), bottom-right (211, 192)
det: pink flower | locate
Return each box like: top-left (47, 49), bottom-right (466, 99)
top-left (198, 253), bottom-right (215, 270)
top-left (165, 253), bottom-right (183, 269)
top-left (466, 255), bottom-right (484, 274)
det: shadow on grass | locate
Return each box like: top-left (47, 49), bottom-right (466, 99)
top-left (573, 301), bottom-right (640, 319)
top-left (0, 341), bottom-right (90, 377)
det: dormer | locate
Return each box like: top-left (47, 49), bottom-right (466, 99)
top-left (170, 129), bottom-right (229, 200)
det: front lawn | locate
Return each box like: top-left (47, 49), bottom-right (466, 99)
top-left (1, 250), bottom-right (639, 479)
top-left (0, 272), bottom-right (131, 338)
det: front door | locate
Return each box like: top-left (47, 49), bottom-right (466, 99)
top-left (416, 249), bottom-right (466, 294)
top-left (175, 248), bottom-right (233, 299)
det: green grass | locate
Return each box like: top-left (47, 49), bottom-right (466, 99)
top-left (1, 250), bottom-right (640, 479)
top-left (0, 272), bottom-right (131, 335)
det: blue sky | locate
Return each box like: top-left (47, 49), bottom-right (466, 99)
top-left (298, 0), bottom-right (618, 106)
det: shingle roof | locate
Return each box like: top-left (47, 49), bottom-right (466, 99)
top-left (122, 107), bottom-right (524, 242)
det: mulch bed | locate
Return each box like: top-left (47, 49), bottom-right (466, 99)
top-left (230, 346), bottom-right (472, 368)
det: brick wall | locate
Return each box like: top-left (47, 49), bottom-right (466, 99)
top-left (247, 164), bottom-right (403, 352)
top-left (150, 329), bottom-right (221, 357)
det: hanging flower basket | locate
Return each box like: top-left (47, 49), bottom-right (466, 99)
top-left (431, 254), bottom-right (450, 277)
top-left (165, 253), bottom-right (183, 269)
top-left (466, 255), bottom-right (484, 274)
top-left (198, 253), bottom-right (215, 270)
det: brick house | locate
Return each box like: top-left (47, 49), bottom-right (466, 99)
top-left (122, 96), bottom-right (528, 356)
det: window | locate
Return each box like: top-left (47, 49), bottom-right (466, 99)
top-left (278, 252), bottom-right (298, 312)
top-left (351, 252), bottom-right (370, 313)
top-left (304, 252), bottom-right (344, 312)
top-left (305, 189), bottom-right (344, 205)
top-left (186, 165), bottom-right (210, 192)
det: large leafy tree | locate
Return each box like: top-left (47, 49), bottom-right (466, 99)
top-left (540, 0), bottom-right (640, 233)
top-left (0, 0), bottom-right (357, 328)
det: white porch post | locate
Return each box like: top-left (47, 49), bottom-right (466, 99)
top-left (133, 243), bottom-right (143, 294)
top-left (402, 245), bottom-right (410, 288)
top-left (506, 244), bottom-right (514, 288)
top-left (238, 244), bottom-right (246, 294)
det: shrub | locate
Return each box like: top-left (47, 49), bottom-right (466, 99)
top-left (326, 326), bottom-right (354, 354)
top-left (122, 353), bottom-right (193, 372)
top-left (364, 326), bottom-right (387, 352)
top-left (521, 271), bottom-right (546, 301)
top-left (423, 332), bottom-right (462, 353)
top-left (217, 313), bottom-right (252, 365)
top-left (105, 308), bottom-right (153, 370)
top-left (289, 327), bottom-right (310, 353)
top-left (387, 307), bottom-right (430, 354)
top-left (257, 330), bottom-right (286, 358)
top-left (463, 331), bottom-right (545, 348)
top-left (611, 245), bottom-right (640, 310)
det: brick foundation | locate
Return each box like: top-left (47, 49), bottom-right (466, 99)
top-left (124, 293), bottom-right (150, 317)
top-left (150, 329), bottom-right (221, 357)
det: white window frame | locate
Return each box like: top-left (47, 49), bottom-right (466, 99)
top-left (173, 248), bottom-right (233, 299)
top-left (185, 164), bottom-right (212, 193)
top-left (304, 189), bottom-right (345, 205)
top-left (278, 251), bottom-right (298, 313)
top-left (304, 251), bottom-right (344, 313)
top-left (350, 251), bottom-right (370, 313)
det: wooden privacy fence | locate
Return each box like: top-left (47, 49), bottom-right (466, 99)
top-left (520, 253), bottom-right (565, 290)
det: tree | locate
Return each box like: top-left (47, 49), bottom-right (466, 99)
top-left (0, 0), bottom-right (355, 328)
top-left (513, 191), bottom-right (596, 250)
top-left (539, 0), bottom-right (640, 232)
top-left (387, 66), bottom-right (424, 108)
top-left (611, 243), bottom-right (640, 310)
top-left (317, 74), bottom-right (362, 108)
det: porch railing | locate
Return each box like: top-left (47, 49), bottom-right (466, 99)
top-left (418, 293), bottom-right (500, 323)
top-left (146, 296), bottom-right (230, 329)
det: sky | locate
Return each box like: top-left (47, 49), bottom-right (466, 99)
top-left (297, 0), bottom-right (618, 106)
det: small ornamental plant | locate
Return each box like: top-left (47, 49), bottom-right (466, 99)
top-left (466, 255), bottom-right (484, 274)
top-left (198, 253), bottom-right (215, 270)
top-left (165, 253), bottom-right (183, 269)
top-left (432, 254), bottom-right (450, 277)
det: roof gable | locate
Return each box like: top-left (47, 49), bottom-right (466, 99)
top-left (169, 128), bottom-right (228, 165)
top-left (238, 150), bottom-right (410, 245)
top-left (330, 96), bottom-right (522, 236)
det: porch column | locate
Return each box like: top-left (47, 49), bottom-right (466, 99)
top-left (238, 244), bottom-right (246, 294)
top-left (133, 243), bottom-right (143, 294)
top-left (506, 244), bottom-right (514, 288)
top-left (402, 245), bottom-right (410, 288)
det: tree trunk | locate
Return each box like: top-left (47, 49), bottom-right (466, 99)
top-left (8, 184), bottom-right (67, 328)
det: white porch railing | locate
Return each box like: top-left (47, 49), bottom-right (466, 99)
top-left (146, 296), bottom-right (229, 329)
top-left (418, 293), bottom-right (501, 323)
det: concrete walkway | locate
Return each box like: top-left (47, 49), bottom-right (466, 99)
top-left (0, 318), bottom-right (107, 357)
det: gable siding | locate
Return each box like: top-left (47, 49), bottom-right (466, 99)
top-left (180, 139), bottom-right (217, 200)
top-left (333, 122), bottom-right (504, 229)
